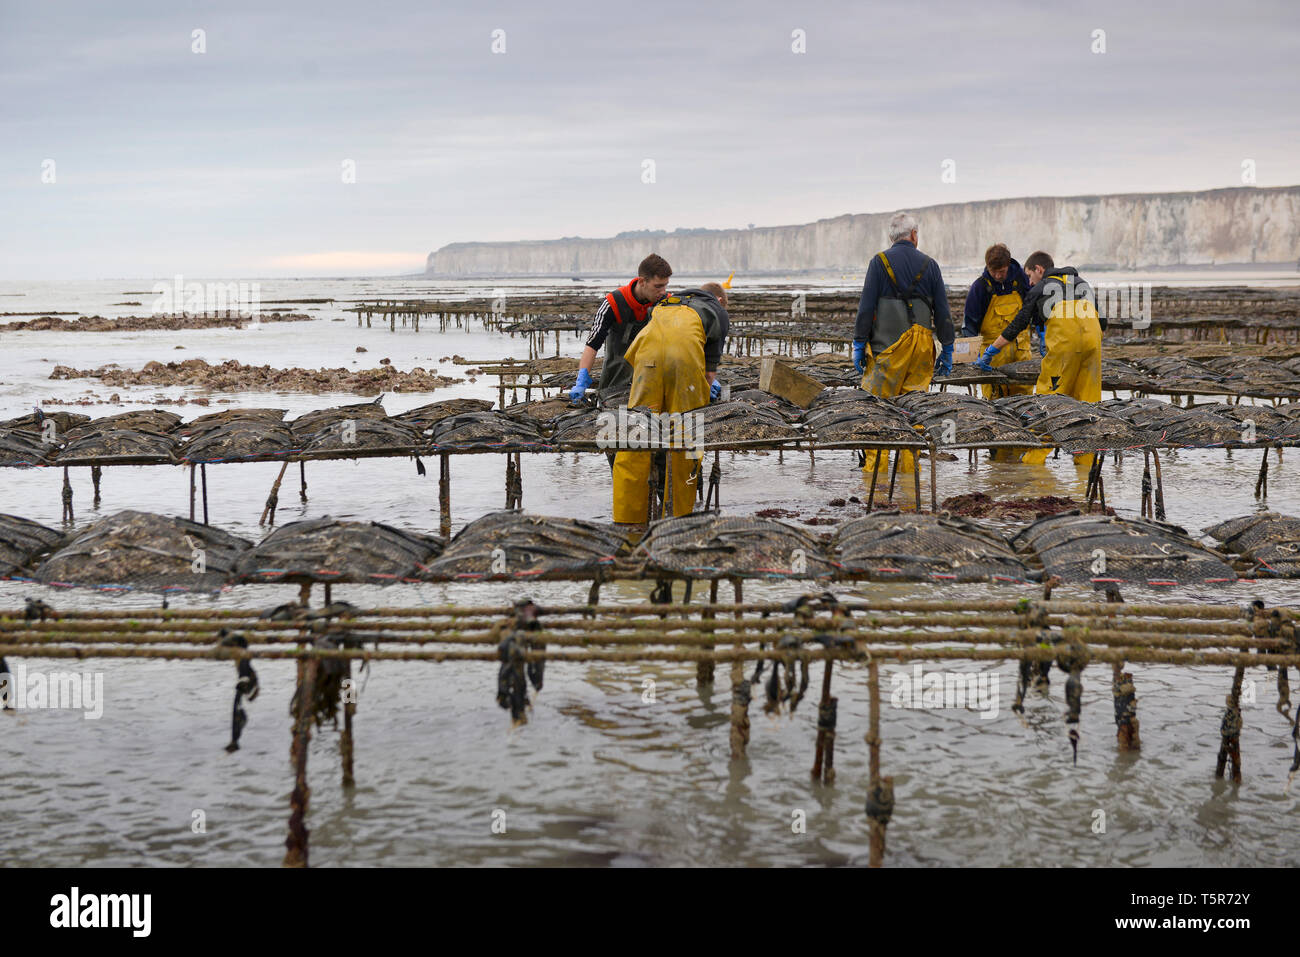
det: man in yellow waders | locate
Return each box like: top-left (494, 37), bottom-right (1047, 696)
top-left (964, 243), bottom-right (1042, 462)
top-left (975, 250), bottom-right (1105, 468)
top-left (852, 212), bottom-right (955, 477)
top-left (611, 283), bottom-right (729, 524)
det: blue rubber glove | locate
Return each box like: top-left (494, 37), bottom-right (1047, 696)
top-left (710, 379), bottom-right (722, 402)
top-left (569, 367), bottom-right (593, 403)
top-left (852, 340), bottom-right (866, 375)
top-left (973, 344), bottom-right (1000, 373)
top-left (1033, 326), bottom-right (1046, 357)
top-left (934, 343), bottom-right (954, 377)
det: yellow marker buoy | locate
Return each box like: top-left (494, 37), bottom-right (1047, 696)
top-left (722, 272), bottom-right (734, 289)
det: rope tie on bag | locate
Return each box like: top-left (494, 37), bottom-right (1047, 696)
top-left (218, 629), bottom-right (259, 752)
top-left (1052, 629), bottom-right (1090, 765)
top-left (1215, 666), bottom-right (1245, 784)
top-left (865, 779), bottom-right (895, 827)
top-left (496, 599), bottom-right (542, 725)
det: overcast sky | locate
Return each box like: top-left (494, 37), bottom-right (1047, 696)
top-left (2, 0), bottom-right (1297, 279)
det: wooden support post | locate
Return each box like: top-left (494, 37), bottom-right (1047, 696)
top-left (1151, 449), bottom-right (1166, 521)
top-left (299, 461), bottom-right (308, 504)
top-left (693, 577), bottom-right (713, 686)
top-left (1141, 452), bottom-right (1153, 518)
top-left (706, 451), bottom-right (721, 510)
top-left (866, 449), bottom-right (882, 512)
top-left (260, 461), bottom-right (290, 527)
top-left (189, 464), bottom-right (196, 521)
top-left (865, 658), bottom-right (893, 868)
top-left (200, 463), bottom-right (210, 525)
top-left (1215, 665), bottom-right (1245, 783)
top-left (911, 451), bottom-right (922, 511)
top-left (886, 446), bottom-right (901, 504)
top-left (283, 655), bottom-right (320, 867)
top-left (438, 453), bottom-right (451, 538)
top-left (663, 452), bottom-right (675, 519)
top-left (728, 578), bottom-right (749, 759)
top-left (61, 466), bottom-right (74, 524)
top-left (1097, 455), bottom-right (1107, 512)
top-left (340, 660), bottom-right (356, 788)
top-left (647, 452), bottom-right (661, 525)
top-left (928, 438), bottom-right (939, 513)
top-left (91, 465), bottom-right (102, 509)
top-left (1113, 661), bottom-right (1140, 751)
top-left (811, 659), bottom-right (836, 783)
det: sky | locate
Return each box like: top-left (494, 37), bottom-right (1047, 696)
top-left (1, 0), bottom-right (1298, 279)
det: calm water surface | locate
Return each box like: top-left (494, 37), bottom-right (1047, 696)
top-left (1, 277), bottom-right (1297, 866)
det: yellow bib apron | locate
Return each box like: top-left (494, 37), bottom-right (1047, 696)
top-left (979, 290), bottom-right (1042, 462)
top-left (612, 302), bottom-right (708, 523)
top-left (859, 323), bottom-right (934, 477)
top-left (1035, 289), bottom-right (1103, 469)
top-left (980, 291), bottom-right (1033, 399)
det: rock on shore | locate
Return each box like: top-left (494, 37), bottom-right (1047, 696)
top-left (49, 358), bottom-right (463, 394)
top-left (1, 313), bottom-right (311, 333)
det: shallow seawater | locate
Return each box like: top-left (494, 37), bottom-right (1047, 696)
top-left (1, 278), bottom-right (1298, 867)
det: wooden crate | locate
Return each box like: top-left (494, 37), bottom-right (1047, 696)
top-left (758, 357), bottom-right (825, 408)
top-left (952, 336), bottom-right (983, 363)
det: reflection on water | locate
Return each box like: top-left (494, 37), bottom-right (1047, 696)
top-left (1, 278), bottom-right (1298, 866)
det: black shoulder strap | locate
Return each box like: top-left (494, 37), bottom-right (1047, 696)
top-left (674, 292), bottom-right (715, 324)
top-left (878, 251), bottom-right (931, 297)
top-left (906, 256), bottom-right (931, 296)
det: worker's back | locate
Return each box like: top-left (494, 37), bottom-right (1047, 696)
top-left (627, 294), bottom-right (711, 413)
top-left (854, 239), bottom-right (953, 354)
top-left (1034, 267), bottom-right (1102, 404)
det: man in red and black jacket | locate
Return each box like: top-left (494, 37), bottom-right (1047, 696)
top-left (569, 254), bottom-right (672, 401)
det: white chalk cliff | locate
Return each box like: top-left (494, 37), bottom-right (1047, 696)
top-left (426, 186), bottom-right (1300, 276)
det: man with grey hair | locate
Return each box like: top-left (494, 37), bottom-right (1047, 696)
top-left (851, 211), bottom-right (954, 476)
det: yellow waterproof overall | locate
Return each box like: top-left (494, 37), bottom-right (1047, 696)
top-left (1036, 286), bottom-right (1103, 468)
top-left (979, 287), bottom-right (1033, 400)
top-left (860, 323), bottom-right (934, 476)
top-left (979, 286), bottom-right (1042, 462)
top-left (612, 302), bottom-right (708, 523)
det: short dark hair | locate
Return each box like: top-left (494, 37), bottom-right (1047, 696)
top-left (638, 254), bottom-right (672, 280)
top-left (1023, 251), bottom-right (1054, 273)
top-left (984, 243), bottom-right (1011, 270)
